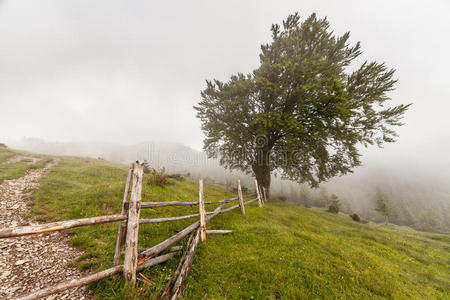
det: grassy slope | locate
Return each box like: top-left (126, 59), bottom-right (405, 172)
top-left (0, 147), bottom-right (52, 183)
top-left (19, 156), bottom-right (450, 299)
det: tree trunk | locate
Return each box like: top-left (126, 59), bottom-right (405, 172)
top-left (254, 166), bottom-right (271, 198)
top-left (253, 145), bottom-right (272, 197)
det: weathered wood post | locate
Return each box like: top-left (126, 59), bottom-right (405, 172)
top-left (263, 187), bottom-right (268, 203)
top-left (237, 180), bottom-right (245, 215)
top-left (198, 179), bottom-right (207, 242)
top-left (255, 179), bottom-right (263, 207)
top-left (113, 164), bottom-right (134, 266)
top-left (123, 161), bottom-right (144, 286)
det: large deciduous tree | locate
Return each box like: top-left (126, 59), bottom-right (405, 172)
top-left (194, 13), bottom-right (410, 194)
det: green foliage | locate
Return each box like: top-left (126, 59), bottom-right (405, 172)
top-left (167, 173), bottom-right (185, 181)
top-left (147, 167), bottom-right (169, 187)
top-left (316, 186), bottom-right (331, 208)
top-left (0, 148), bottom-right (52, 183)
top-left (28, 156), bottom-right (449, 299)
top-left (327, 194), bottom-right (340, 213)
top-left (194, 12), bottom-right (410, 191)
top-left (387, 198), bottom-right (415, 226)
top-left (350, 213), bottom-right (361, 222)
top-left (414, 208), bottom-right (444, 233)
top-left (375, 190), bottom-right (391, 223)
top-left (0, 146), bottom-right (15, 163)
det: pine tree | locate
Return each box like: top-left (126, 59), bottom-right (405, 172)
top-left (375, 191), bottom-right (391, 224)
top-left (328, 194), bottom-right (341, 213)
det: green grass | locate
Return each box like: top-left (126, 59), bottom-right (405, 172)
top-left (24, 156), bottom-right (450, 299)
top-left (0, 146), bottom-right (15, 163)
top-left (0, 147), bottom-right (53, 183)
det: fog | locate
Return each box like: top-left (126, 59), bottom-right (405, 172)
top-left (1, 1), bottom-right (449, 231)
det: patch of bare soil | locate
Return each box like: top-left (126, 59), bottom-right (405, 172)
top-left (0, 159), bottom-right (91, 299)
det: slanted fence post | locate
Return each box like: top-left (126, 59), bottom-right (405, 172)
top-left (113, 163), bottom-right (134, 266)
top-left (255, 179), bottom-right (263, 207)
top-left (237, 180), bottom-right (245, 215)
top-left (199, 179), bottom-right (207, 242)
top-left (123, 161), bottom-right (144, 286)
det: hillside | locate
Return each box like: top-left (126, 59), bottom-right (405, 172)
top-left (1, 148), bottom-right (449, 299)
top-left (0, 146), bottom-right (52, 183)
top-left (9, 138), bottom-right (450, 235)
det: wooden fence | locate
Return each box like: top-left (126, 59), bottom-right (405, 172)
top-left (0, 161), bottom-right (267, 300)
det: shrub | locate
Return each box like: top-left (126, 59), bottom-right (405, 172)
top-left (327, 194), bottom-right (340, 213)
top-left (0, 143), bottom-right (7, 148)
top-left (167, 174), bottom-right (185, 181)
top-left (350, 213), bottom-right (361, 222)
top-left (147, 167), bottom-right (168, 187)
top-left (278, 195), bottom-right (287, 201)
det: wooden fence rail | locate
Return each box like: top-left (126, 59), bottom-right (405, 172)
top-left (16, 266), bottom-right (124, 300)
top-left (0, 214), bottom-right (126, 239)
top-left (4, 160), bottom-right (265, 300)
top-left (140, 195), bottom-right (254, 209)
top-left (138, 202), bottom-right (227, 258)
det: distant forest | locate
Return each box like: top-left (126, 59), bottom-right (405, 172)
top-left (279, 181), bottom-right (450, 234)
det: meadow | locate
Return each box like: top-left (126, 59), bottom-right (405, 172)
top-left (19, 155), bottom-right (449, 299)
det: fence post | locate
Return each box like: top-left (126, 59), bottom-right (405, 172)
top-left (113, 164), bottom-right (134, 266)
top-left (123, 161), bottom-right (144, 286)
top-left (199, 179), bottom-right (207, 242)
top-left (255, 180), bottom-right (263, 207)
top-left (237, 180), bottom-right (245, 215)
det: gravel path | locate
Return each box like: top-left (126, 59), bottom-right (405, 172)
top-left (0, 159), bottom-right (91, 299)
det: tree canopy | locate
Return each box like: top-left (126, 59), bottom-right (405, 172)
top-left (194, 12), bottom-right (410, 193)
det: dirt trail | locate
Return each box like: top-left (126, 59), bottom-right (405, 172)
top-left (0, 159), bottom-right (90, 299)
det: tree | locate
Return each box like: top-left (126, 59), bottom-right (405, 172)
top-left (327, 194), bottom-right (341, 213)
top-left (414, 208), bottom-right (444, 233)
top-left (389, 198), bottom-right (415, 226)
top-left (317, 186), bottom-right (331, 208)
top-left (299, 184), bottom-right (313, 207)
top-left (194, 12), bottom-right (410, 194)
top-left (375, 191), bottom-right (391, 224)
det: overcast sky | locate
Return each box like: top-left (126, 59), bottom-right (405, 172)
top-left (1, 0), bottom-right (449, 171)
